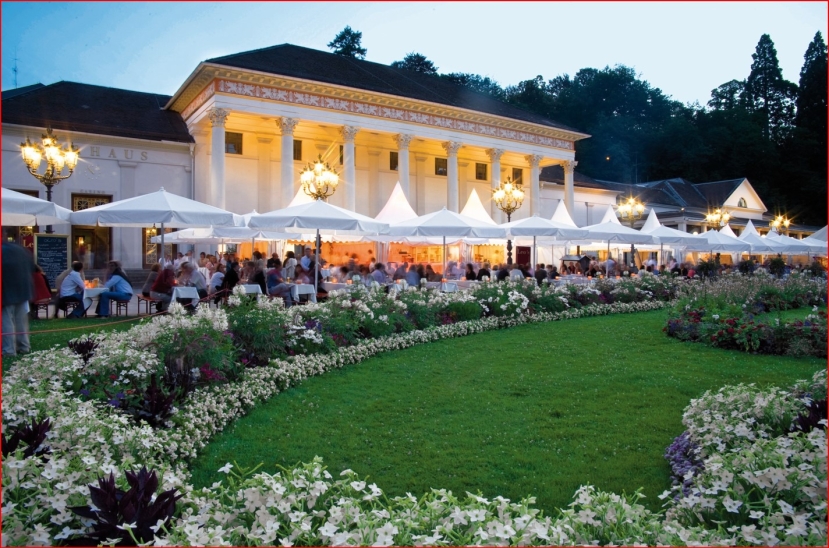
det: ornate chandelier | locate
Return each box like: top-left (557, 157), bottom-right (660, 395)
top-left (300, 154), bottom-right (339, 200)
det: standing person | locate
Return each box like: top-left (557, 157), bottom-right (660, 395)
top-left (300, 247), bottom-right (313, 270)
top-left (59, 261), bottom-right (88, 318)
top-left (283, 251), bottom-right (297, 280)
top-left (2, 234), bottom-right (35, 355)
top-left (96, 261), bottom-right (134, 318)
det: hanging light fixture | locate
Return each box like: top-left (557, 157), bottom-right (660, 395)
top-left (493, 176), bottom-right (525, 265)
top-left (300, 154), bottom-right (339, 200)
top-left (705, 208), bottom-right (731, 228)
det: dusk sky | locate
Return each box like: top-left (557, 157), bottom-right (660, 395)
top-left (2, 2), bottom-right (826, 106)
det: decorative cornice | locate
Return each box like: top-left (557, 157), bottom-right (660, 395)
top-left (276, 117), bottom-right (298, 136)
top-left (174, 68), bottom-right (581, 149)
top-left (562, 160), bottom-right (578, 174)
top-left (207, 107), bottom-right (230, 127)
top-left (486, 148), bottom-right (505, 162)
top-left (340, 126), bottom-right (360, 142)
top-left (395, 134), bottom-right (413, 149)
top-left (525, 154), bottom-right (543, 168)
top-left (442, 141), bottom-right (463, 155)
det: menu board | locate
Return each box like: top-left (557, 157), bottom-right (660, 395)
top-left (34, 234), bottom-right (70, 289)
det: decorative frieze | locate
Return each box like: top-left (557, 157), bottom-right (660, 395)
top-left (182, 78), bottom-right (576, 151)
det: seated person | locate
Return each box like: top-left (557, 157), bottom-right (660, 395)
top-left (393, 262), bottom-right (408, 281)
top-left (509, 265), bottom-right (524, 281)
top-left (337, 266), bottom-right (350, 283)
top-left (294, 265), bottom-right (311, 285)
top-left (547, 265), bottom-right (560, 279)
top-left (150, 265), bottom-right (176, 312)
top-left (96, 261), bottom-right (134, 318)
top-left (266, 261), bottom-right (293, 305)
top-left (371, 263), bottom-right (389, 284)
top-left (405, 263), bottom-right (421, 287)
top-left (464, 263), bottom-right (476, 281)
top-left (425, 264), bottom-right (442, 282)
top-left (534, 264), bottom-right (548, 285)
top-left (496, 264), bottom-right (510, 282)
top-left (59, 261), bottom-right (87, 318)
top-left (142, 264), bottom-right (160, 297)
top-left (209, 264), bottom-right (226, 296)
top-left (180, 262), bottom-right (209, 299)
top-left (476, 262), bottom-right (491, 281)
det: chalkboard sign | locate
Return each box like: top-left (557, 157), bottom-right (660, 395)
top-left (34, 234), bottom-right (70, 290)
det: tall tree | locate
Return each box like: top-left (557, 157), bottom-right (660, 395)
top-left (391, 52), bottom-right (438, 75)
top-left (743, 34), bottom-right (798, 143)
top-left (440, 73), bottom-right (506, 100)
top-left (327, 26), bottom-right (367, 59)
top-left (707, 80), bottom-right (747, 111)
top-left (795, 31), bottom-right (827, 135)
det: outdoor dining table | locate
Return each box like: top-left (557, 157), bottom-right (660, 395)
top-left (289, 283), bottom-right (317, 303)
top-left (321, 282), bottom-right (349, 292)
top-left (82, 287), bottom-right (108, 313)
top-left (171, 286), bottom-right (200, 306)
top-left (240, 284), bottom-right (263, 295)
top-left (455, 280), bottom-right (479, 290)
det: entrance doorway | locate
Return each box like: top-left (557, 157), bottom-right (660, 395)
top-left (71, 194), bottom-right (112, 270)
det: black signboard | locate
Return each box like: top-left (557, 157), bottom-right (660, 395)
top-left (34, 234), bottom-right (70, 290)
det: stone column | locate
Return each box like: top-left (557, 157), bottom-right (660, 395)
top-left (678, 220), bottom-right (687, 232)
top-left (443, 141), bottom-right (462, 212)
top-left (395, 134), bottom-right (412, 199)
top-left (368, 149), bottom-right (381, 216)
top-left (562, 160), bottom-right (577, 220)
top-left (486, 149), bottom-right (504, 223)
top-left (256, 134), bottom-right (274, 213)
top-left (191, 129), bottom-right (210, 205)
top-left (526, 154), bottom-right (543, 216)
top-left (415, 155), bottom-right (427, 214)
top-left (208, 107), bottom-right (229, 209)
top-left (458, 161), bottom-right (469, 211)
top-left (341, 126), bottom-right (360, 211)
top-left (277, 117), bottom-right (298, 208)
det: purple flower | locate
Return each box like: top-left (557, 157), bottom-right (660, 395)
top-left (664, 431), bottom-right (704, 497)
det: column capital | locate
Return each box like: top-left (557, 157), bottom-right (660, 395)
top-left (395, 133), bottom-right (413, 148)
top-left (207, 107), bottom-right (230, 127)
top-left (525, 154), bottom-right (543, 168)
top-left (442, 141), bottom-right (462, 155)
top-left (277, 117), bottom-right (298, 136)
top-left (341, 125), bottom-right (360, 142)
top-left (562, 160), bottom-right (578, 174)
top-left (486, 148), bottom-right (505, 162)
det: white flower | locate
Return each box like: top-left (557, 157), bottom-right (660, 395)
top-left (218, 463), bottom-right (233, 474)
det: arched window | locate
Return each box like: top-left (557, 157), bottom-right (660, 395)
top-left (737, 197), bottom-right (747, 208)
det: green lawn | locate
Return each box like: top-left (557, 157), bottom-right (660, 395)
top-left (188, 309), bottom-right (823, 514)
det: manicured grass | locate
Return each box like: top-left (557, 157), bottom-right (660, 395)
top-left (189, 309), bottom-right (823, 514)
top-left (754, 305), bottom-right (825, 323)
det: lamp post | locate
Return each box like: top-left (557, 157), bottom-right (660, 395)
top-left (704, 208), bottom-right (731, 229)
top-left (301, 154), bottom-right (340, 293)
top-left (20, 127), bottom-right (79, 233)
top-left (770, 215), bottom-right (790, 236)
top-left (617, 196), bottom-right (645, 268)
top-left (492, 177), bottom-right (524, 265)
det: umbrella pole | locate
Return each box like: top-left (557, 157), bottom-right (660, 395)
top-left (660, 243), bottom-right (663, 269)
top-left (160, 222), bottom-right (165, 266)
top-left (315, 229), bottom-right (320, 294)
top-left (443, 236), bottom-right (446, 281)
top-left (533, 235), bottom-right (537, 270)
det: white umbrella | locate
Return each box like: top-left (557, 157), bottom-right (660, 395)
top-left (249, 199), bottom-right (390, 291)
top-left (388, 208), bottom-right (506, 278)
top-left (150, 226), bottom-right (295, 244)
top-left (639, 210), bottom-right (705, 266)
top-left (684, 227), bottom-right (750, 253)
top-left (69, 187), bottom-right (239, 258)
top-left (501, 215), bottom-right (589, 268)
top-left (2, 187), bottom-right (72, 226)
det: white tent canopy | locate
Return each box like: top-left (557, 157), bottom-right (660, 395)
top-left (287, 187), bottom-right (315, 208)
top-left (580, 205), bottom-right (655, 244)
top-left (375, 182), bottom-right (419, 224)
top-left (764, 231), bottom-right (816, 255)
top-left (806, 225), bottom-right (827, 242)
top-left (737, 220), bottom-right (788, 254)
top-left (150, 226), bottom-right (296, 244)
top-left (684, 227), bottom-right (750, 253)
top-left (640, 210), bottom-right (704, 245)
top-left (2, 187), bottom-right (72, 226)
top-left (460, 189), bottom-right (497, 225)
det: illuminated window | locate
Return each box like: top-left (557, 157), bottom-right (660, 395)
top-left (512, 167), bottom-right (523, 185)
top-left (225, 132), bottom-right (243, 155)
top-left (293, 140), bottom-right (302, 161)
top-left (390, 151), bottom-right (399, 171)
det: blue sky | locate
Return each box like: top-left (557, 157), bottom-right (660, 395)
top-left (2, 2), bottom-right (826, 105)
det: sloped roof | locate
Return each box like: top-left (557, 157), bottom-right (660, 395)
top-left (693, 178), bottom-right (745, 206)
top-left (539, 164), bottom-right (610, 190)
top-left (584, 176), bottom-right (749, 210)
top-left (1, 83), bottom-right (45, 100)
top-left (1, 81), bottom-right (193, 143)
top-left (206, 44), bottom-right (585, 134)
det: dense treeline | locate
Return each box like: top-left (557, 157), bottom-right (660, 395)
top-left (364, 33), bottom-right (827, 225)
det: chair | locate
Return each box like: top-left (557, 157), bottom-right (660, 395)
top-left (56, 297), bottom-right (81, 318)
top-left (110, 298), bottom-right (131, 317)
top-left (30, 298), bottom-right (52, 319)
top-left (136, 294), bottom-right (161, 315)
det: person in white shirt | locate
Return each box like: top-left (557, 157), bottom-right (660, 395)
top-left (209, 264), bottom-right (226, 295)
top-left (300, 247), bottom-right (313, 270)
top-left (59, 261), bottom-right (87, 318)
top-left (173, 252), bottom-right (185, 270)
top-left (283, 251), bottom-right (297, 280)
top-left (180, 262), bottom-right (208, 299)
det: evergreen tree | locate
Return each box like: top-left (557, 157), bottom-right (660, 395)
top-left (391, 53), bottom-right (438, 75)
top-left (744, 34), bottom-right (798, 143)
top-left (795, 31), bottom-right (827, 135)
top-left (327, 26), bottom-right (367, 59)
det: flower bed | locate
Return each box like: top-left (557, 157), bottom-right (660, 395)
top-left (3, 277), bottom-right (826, 545)
top-left (665, 272), bottom-right (828, 357)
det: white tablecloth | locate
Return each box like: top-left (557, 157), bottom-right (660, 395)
top-left (455, 280), bottom-right (479, 290)
top-left (289, 283), bottom-right (317, 303)
top-left (82, 287), bottom-right (107, 311)
top-left (240, 284), bottom-right (263, 295)
top-left (321, 282), bottom-right (349, 292)
top-left (171, 286), bottom-right (200, 305)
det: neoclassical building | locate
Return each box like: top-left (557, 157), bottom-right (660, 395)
top-left (1, 43), bottom-right (818, 270)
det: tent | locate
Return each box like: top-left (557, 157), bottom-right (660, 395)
top-left (2, 187), bottom-right (72, 226)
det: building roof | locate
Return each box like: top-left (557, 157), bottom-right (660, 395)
top-left (693, 178), bottom-right (746, 207)
top-left (582, 176), bottom-right (750, 211)
top-left (539, 164), bottom-right (611, 190)
top-left (205, 44), bottom-right (585, 135)
top-left (1, 81), bottom-right (193, 143)
top-left (1, 83), bottom-right (46, 100)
